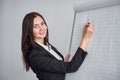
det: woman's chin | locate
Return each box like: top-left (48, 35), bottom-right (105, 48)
top-left (40, 35), bottom-right (46, 39)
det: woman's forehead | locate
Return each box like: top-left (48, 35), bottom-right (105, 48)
top-left (34, 16), bottom-right (43, 24)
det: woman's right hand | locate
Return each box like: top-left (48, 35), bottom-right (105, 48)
top-left (80, 22), bottom-right (94, 51)
top-left (83, 22), bottom-right (94, 40)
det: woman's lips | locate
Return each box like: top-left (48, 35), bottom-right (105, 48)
top-left (39, 31), bottom-right (45, 35)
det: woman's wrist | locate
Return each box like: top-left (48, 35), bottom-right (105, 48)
top-left (79, 37), bottom-right (89, 51)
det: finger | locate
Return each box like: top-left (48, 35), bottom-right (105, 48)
top-left (86, 22), bottom-right (90, 27)
top-left (66, 53), bottom-right (71, 58)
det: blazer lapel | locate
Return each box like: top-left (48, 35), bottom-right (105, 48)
top-left (34, 42), bottom-right (64, 60)
top-left (51, 45), bottom-right (64, 61)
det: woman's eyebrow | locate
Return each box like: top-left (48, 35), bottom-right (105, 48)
top-left (33, 24), bottom-right (39, 26)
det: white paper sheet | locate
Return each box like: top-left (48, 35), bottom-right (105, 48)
top-left (66, 3), bottom-right (120, 80)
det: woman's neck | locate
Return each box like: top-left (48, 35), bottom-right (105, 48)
top-left (35, 39), bottom-right (44, 45)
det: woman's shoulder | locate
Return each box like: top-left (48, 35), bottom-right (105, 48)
top-left (28, 47), bottom-right (46, 58)
top-left (29, 47), bottom-right (47, 55)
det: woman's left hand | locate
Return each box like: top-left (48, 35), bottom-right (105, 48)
top-left (64, 53), bottom-right (71, 62)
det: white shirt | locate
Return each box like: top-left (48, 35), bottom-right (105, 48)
top-left (35, 41), bottom-right (62, 60)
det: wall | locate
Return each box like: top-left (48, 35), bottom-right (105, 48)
top-left (0, 0), bottom-right (74, 80)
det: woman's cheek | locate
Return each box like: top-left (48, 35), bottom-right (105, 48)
top-left (44, 26), bottom-right (47, 33)
top-left (33, 30), bottom-right (38, 37)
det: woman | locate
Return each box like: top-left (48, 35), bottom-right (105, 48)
top-left (21, 12), bottom-right (94, 80)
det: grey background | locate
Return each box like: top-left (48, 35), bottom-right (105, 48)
top-left (0, 0), bottom-right (74, 80)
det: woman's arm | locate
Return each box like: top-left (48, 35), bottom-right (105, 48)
top-left (80, 22), bottom-right (94, 51)
top-left (64, 22), bottom-right (94, 62)
top-left (29, 47), bottom-right (86, 73)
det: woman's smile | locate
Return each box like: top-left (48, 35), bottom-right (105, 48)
top-left (39, 30), bottom-right (46, 35)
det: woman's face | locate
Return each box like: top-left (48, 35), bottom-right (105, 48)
top-left (33, 16), bottom-right (47, 42)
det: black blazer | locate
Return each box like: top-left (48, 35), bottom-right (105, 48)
top-left (28, 42), bottom-right (87, 80)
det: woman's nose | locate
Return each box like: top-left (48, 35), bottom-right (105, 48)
top-left (39, 26), bottom-right (44, 31)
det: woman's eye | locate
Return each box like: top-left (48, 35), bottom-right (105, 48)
top-left (41, 22), bottom-right (45, 25)
top-left (33, 26), bottom-right (37, 28)
top-left (33, 25), bottom-right (38, 28)
top-left (34, 26), bottom-right (36, 28)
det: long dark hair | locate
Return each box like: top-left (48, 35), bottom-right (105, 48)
top-left (21, 12), bottom-right (49, 71)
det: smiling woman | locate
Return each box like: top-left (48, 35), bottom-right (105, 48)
top-left (33, 16), bottom-right (48, 45)
top-left (21, 12), bottom-right (94, 80)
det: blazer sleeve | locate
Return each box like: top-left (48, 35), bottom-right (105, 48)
top-left (28, 47), bottom-right (87, 73)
